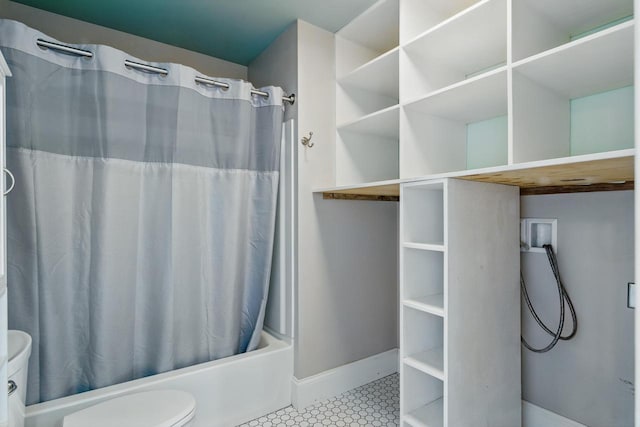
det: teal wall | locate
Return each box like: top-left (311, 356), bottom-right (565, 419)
top-left (570, 86), bottom-right (634, 156)
top-left (466, 115), bottom-right (508, 169)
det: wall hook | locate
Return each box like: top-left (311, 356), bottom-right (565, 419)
top-left (301, 132), bottom-right (314, 148)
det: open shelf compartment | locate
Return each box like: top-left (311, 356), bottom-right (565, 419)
top-left (400, 0), bottom-right (481, 44)
top-left (402, 306), bottom-right (444, 370)
top-left (402, 363), bottom-right (444, 427)
top-left (336, 106), bottom-right (399, 187)
top-left (338, 48), bottom-right (399, 101)
top-left (402, 69), bottom-right (508, 178)
top-left (336, 0), bottom-right (399, 77)
top-left (513, 22), bottom-right (634, 163)
top-left (402, 181), bottom-right (444, 244)
top-left (402, 248), bottom-right (444, 317)
top-left (401, 0), bottom-right (507, 99)
top-left (512, 0), bottom-right (633, 61)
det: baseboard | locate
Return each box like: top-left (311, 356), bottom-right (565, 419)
top-left (522, 401), bottom-right (586, 427)
top-left (291, 348), bottom-right (399, 410)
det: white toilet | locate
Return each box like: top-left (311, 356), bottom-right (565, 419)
top-left (8, 330), bottom-right (196, 427)
top-left (63, 390), bottom-right (196, 427)
top-left (8, 330), bottom-right (32, 427)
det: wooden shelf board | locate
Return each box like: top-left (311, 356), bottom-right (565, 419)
top-left (403, 242), bottom-right (445, 252)
top-left (338, 48), bottom-right (399, 99)
top-left (403, 294), bottom-right (445, 317)
top-left (404, 348), bottom-right (445, 381)
top-left (405, 398), bottom-right (444, 427)
top-left (460, 151), bottom-right (634, 189)
top-left (513, 21), bottom-right (634, 99)
top-left (317, 179), bottom-right (402, 198)
top-left (316, 150), bottom-right (634, 199)
top-left (338, 104), bottom-right (399, 139)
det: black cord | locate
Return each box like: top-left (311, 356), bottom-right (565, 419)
top-left (521, 244), bottom-right (578, 353)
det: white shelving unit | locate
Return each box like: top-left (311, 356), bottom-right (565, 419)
top-left (327, 0), bottom-right (634, 194)
top-left (335, 0), bottom-right (399, 187)
top-left (397, 0), bottom-right (634, 182)
top-left (400, 179), bottom-right (521, 427)
top-left (322, 1), bottom-right (637, 426)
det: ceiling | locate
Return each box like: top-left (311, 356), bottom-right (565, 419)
top-left (12, 0), bottom-right (377, 65)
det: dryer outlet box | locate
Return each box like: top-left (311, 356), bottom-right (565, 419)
top-left (520, 218), bottom-right (557, 253)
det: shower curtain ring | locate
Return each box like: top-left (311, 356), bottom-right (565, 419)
top-left (3, 168), bottom-right (15, 196)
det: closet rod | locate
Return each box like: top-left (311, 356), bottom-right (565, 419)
top-left (35, 38), bottom-right (296, 105)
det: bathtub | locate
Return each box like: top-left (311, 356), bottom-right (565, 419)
top-left (24, 332), bottom-right (293, 427)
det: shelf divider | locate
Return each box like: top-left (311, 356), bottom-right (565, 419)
top-left (403, 294), bottom-right (445, 317)
top-left (404, 347), bottom-right (445, 380)
top-left (405, 398), bottom-right (444, 427)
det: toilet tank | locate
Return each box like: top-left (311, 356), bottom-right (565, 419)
top-left (8, 330), bottom-right (32, 427)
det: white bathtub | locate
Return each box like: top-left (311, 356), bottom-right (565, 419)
top-left (24, 332), bottom-right (293, 427)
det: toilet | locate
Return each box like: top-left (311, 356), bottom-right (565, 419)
top-left (8, 330), bottom-right (32, 427)
top-left (63, 390), bottom-right (196, 427)
top-left (8, 330), bottom-right (196, 427)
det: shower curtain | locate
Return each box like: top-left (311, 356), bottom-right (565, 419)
top-left (0, 20), bottom-right (284, 404)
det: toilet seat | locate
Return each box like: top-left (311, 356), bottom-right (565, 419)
top-left (63, 390), bottom-right (196, 427)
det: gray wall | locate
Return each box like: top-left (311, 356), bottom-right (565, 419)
top-left (521, 190), bottom-right (634, 427)
top-left (0, 0), bottom-right (247, 79)
top-left (250, 21), bottom-right (398, 380)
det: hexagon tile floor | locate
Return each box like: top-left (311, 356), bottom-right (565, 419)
top-left (237, 373), bottom-right (399, 427)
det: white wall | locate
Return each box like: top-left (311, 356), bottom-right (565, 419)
top-left (0, 0), bottom-right (247, 79)
top-left (250, 21), bottom-right (399, 380)
top-left (294, 21), bottom-right (398, 379)
top-left (521, 190), bottom-right (634, 427)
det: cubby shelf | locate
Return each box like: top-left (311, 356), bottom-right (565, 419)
top-left (338, 105), bottom-right (399, 139)
top-left (338, 48), bottom-right (399, 99)
top-left (337, 0), bottom-right (399, 56)
top-left (405, 398), bottom-right (444, 427)
top-left (404, 348), bottom-right (445, 380)
top-left (403, 242), bottom-right (445, 252)
top-left (401, 0), bottom-right (507, 98)
top-left (335, 0), bottom-right (401, 190)
top-left (403, 66), bottom-right (507, 122)
top-left (400, 179), bottom-right (520, 426)
top-left (403, 295), bottom-right (445, 317)
top-left (513, 20), bottom-right (633, 99)
top-left (512, 0), bottom-right (633, 61)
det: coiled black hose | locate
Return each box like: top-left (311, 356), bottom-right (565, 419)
top-left (521, 244), bottom-right (578, 353)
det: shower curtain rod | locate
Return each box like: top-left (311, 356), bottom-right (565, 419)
top-left (36, 38), bottom-right (296, 105)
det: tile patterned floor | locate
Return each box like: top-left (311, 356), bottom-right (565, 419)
top-left (238, 374), bottom-right (399, 427)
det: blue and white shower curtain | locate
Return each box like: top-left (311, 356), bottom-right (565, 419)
top-left (0, 20), bottom-right (284, 404)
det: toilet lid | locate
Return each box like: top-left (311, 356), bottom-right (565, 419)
top-left (63, 390), bottom-right (196, 427)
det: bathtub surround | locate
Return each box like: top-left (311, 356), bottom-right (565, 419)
top-left (1, 19), bottom-right (285, 404)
